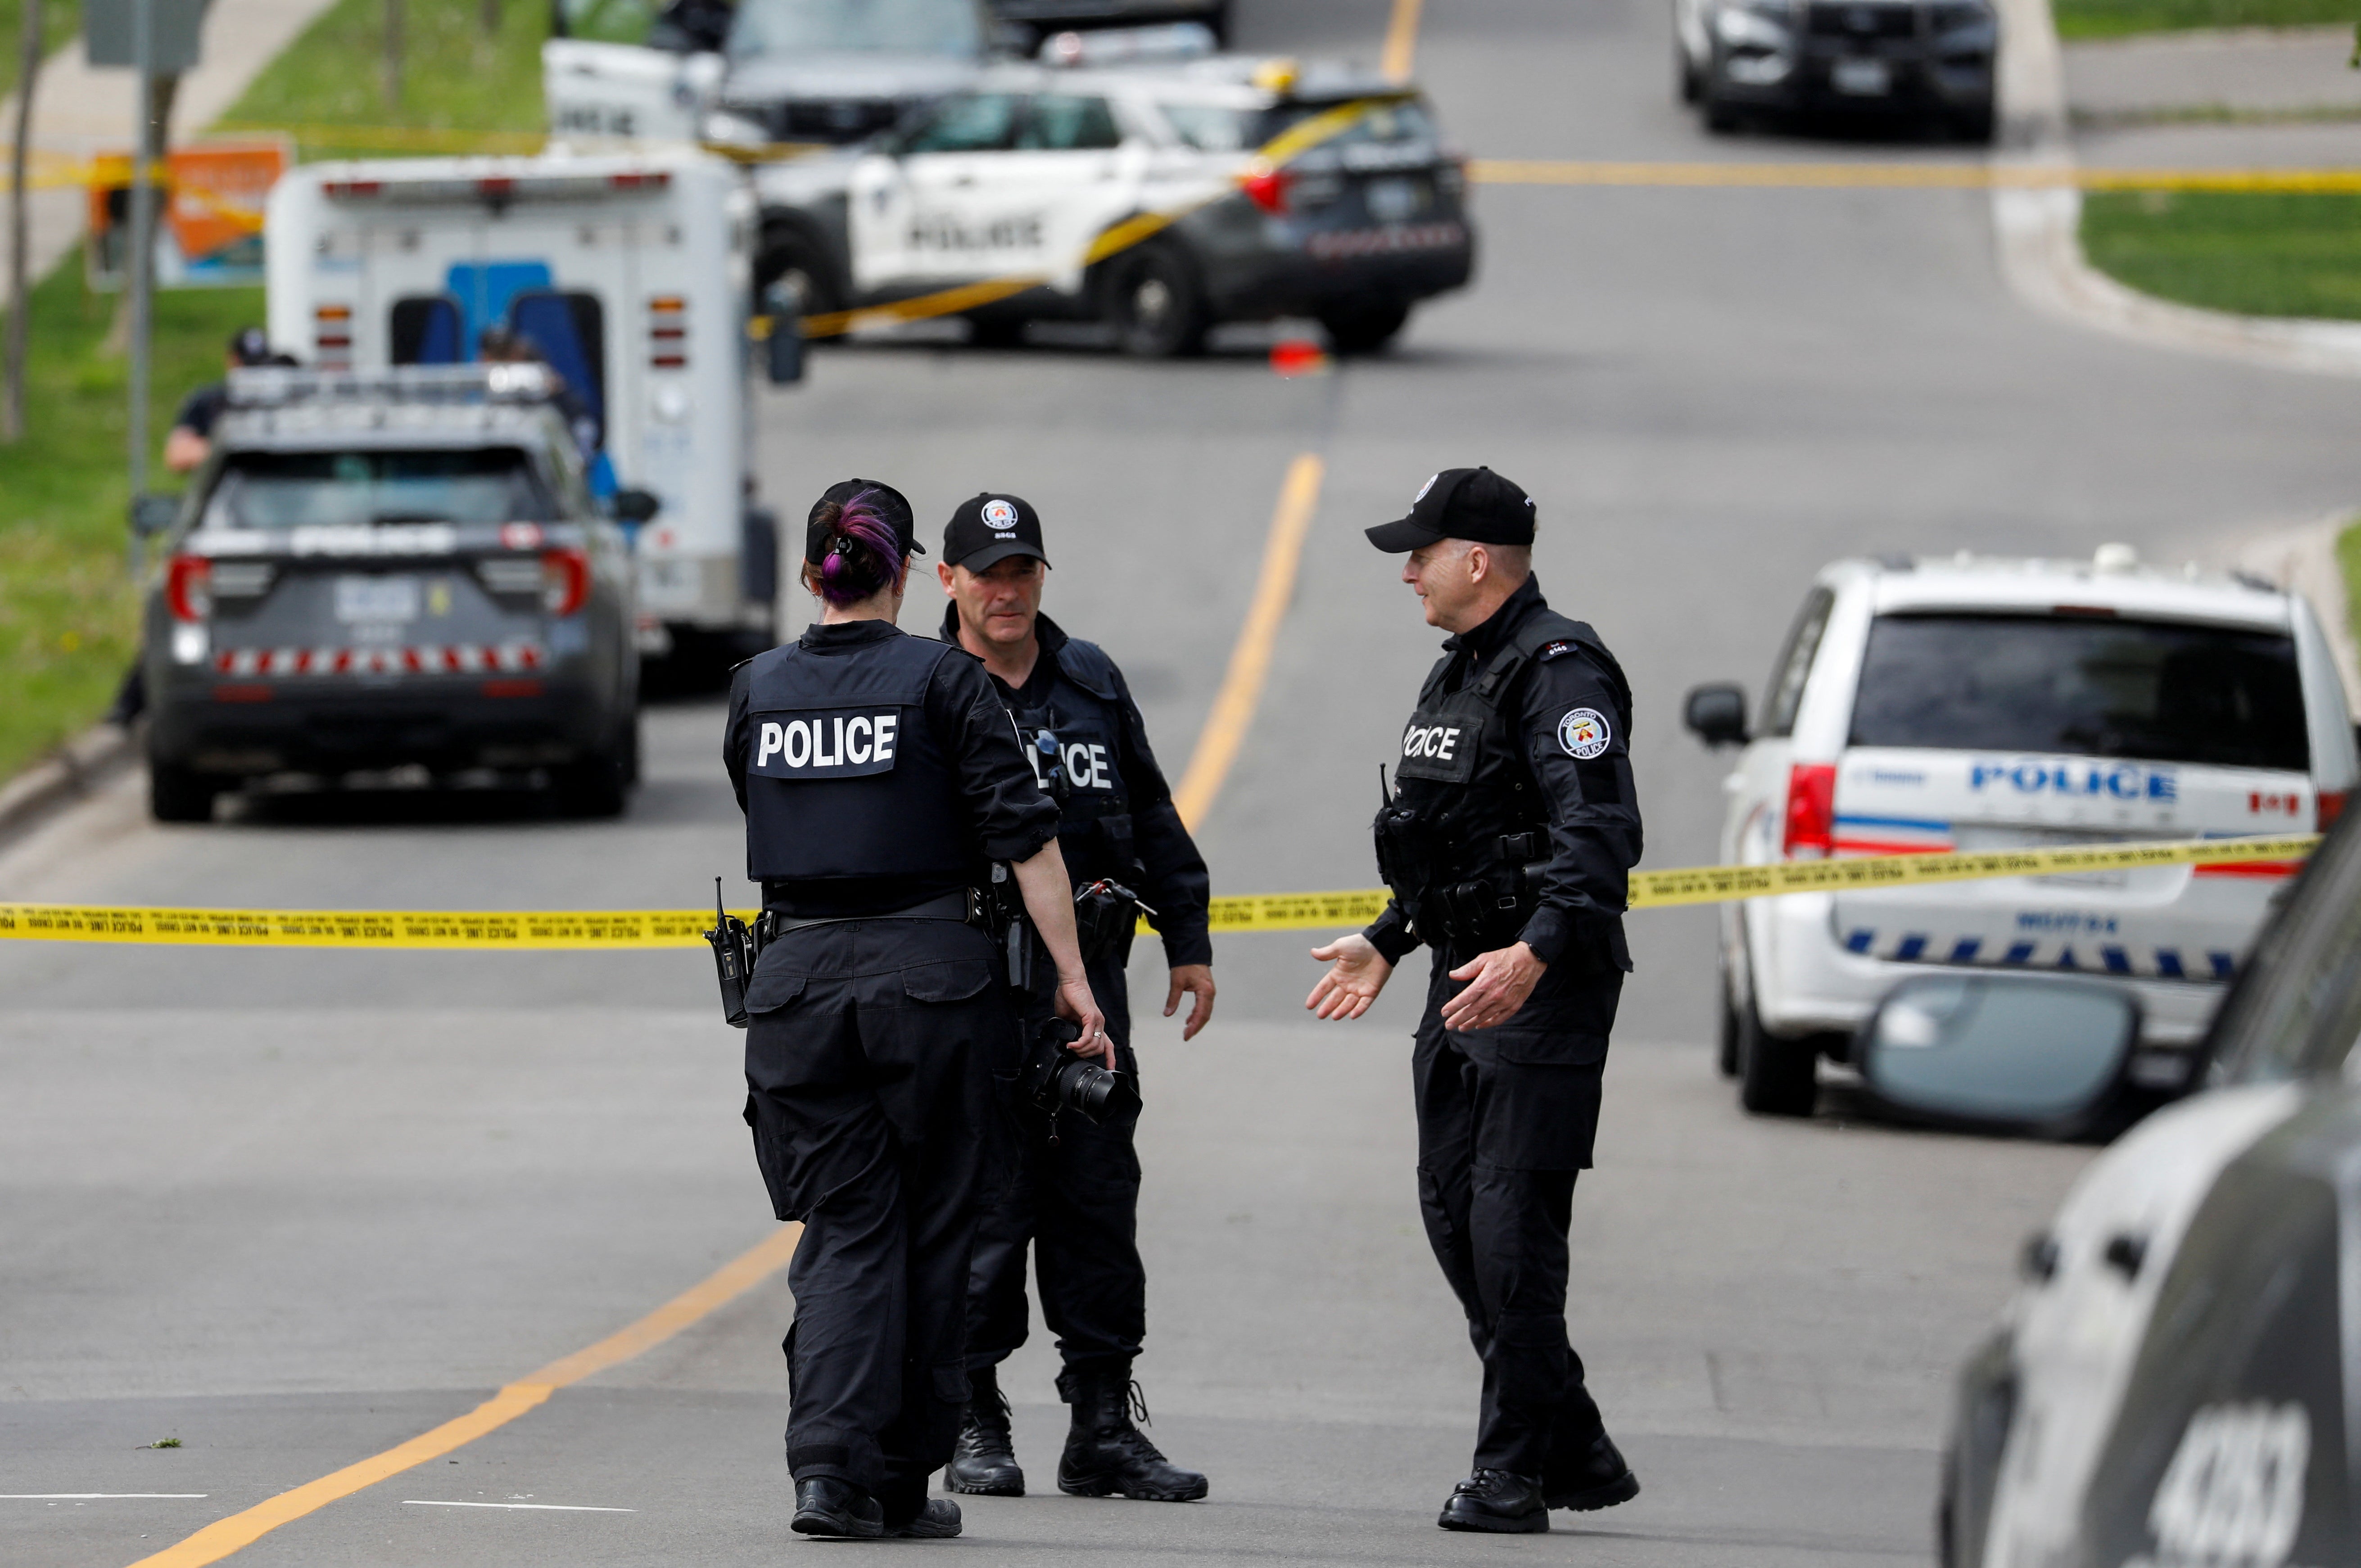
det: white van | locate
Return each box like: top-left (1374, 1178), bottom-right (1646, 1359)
top-left (1683, 547), bottom-right (2359, 1115)
top-left (265, 150), bottom-right (771, 655)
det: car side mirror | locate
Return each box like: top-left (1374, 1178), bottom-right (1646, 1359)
top-left (762, 283), bottom-right (805, 385)
top-left (128, 493), bottom-right (180, 536)
top-left (1683, 682), bottom-right (1748, 748)
top-left (1858, 974), bottom-right (2138, 1135)
top-left (611, 488), bottom-right (661, 524)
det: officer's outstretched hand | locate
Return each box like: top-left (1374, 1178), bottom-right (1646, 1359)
top-left (1305, 933), bottom-right (1393, 1022)
top-left (1164, 964), bottom-right (1216, 1042)
top-left (1054, 972), bottom-right (1114, 1069)
top-left (1440, 942), bottom-right (1547, 1033)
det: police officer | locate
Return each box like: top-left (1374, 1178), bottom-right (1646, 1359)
top-left (931, 493), bottom-right (1214, 1503)
top-left (1303, 467), bottom-right (1644, 1535)
top-left (729, 479), bottom-right (1109, 1541)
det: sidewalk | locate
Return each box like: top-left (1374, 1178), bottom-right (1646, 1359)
top-left (2065, 24), bottom-right (2361, 168)
top-left (0, 0), bottom-right (338, 306)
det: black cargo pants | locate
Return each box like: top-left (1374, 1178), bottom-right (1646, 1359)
top-left (963, 953), bottom-right (1146, 1376)
top-left (1413, 949), bottom-right (1623, 1481)
top-left (742, 917), bottom-right (1013, 1515)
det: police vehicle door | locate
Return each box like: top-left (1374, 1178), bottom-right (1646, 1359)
top-left (994, 92), bottom-right (1142, 294)
top-left (847, 92), bottom-right (1024, 292)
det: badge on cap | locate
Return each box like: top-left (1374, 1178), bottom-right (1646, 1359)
top-left (982, 498), bottom-right (1019, 534)
top-left (1414, 473), bottom-right (1438, 503)
top-left (1558, 707), bottom-right (1610, 759)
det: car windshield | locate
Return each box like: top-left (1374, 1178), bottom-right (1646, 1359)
top-left (1160, 95), bottom-right (1434, 153)
top-left (727, 0), bottom-right (981, 59)
top-left (2207, 814), bottom-right (2361, 1085)
top-left (1848, 612), bottom-right (2310, 772)
top-left (204, 449), bottom-right (554, 529)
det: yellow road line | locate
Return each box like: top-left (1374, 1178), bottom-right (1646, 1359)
top-left (1169, 454), bottom-right (1326, 829)
top-left (1382, 0), bottom-right (1425, 84)
top-left (1473, 158), bottom-right (2361, 192)
top-left (125, 1225), bottom-right (803, 1568)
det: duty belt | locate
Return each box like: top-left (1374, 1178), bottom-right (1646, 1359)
top-left (760, 888), bottom-right (984, 938)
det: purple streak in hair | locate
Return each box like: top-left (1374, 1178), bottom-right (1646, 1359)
top-left (815, 487), bottom-right (904, 605)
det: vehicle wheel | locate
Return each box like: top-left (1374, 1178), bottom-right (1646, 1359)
top-left (552, 727), bottom-right (632, 819)
top-left (1718, 976), bottom-right (1742, 1079)
top-left (1677, 42), bottom-right (1703, 104)
top-left (965, 312), bottom-right (1027, 349)
top-left (1104, 240), bottom-right (1208, 359)
top-left (1320, 300), bottom-right (1411, 357)
top-left (756, 223), bottom-right (843, 320)
top-left (149, 760), bottom-right (220, 823)
top-left (1704, 93), bottom-right (1743, 134)
top-left (1949, 103), bottom-right (1995, 145)
top-left (1736, 987), bottom-right (1819, 1117)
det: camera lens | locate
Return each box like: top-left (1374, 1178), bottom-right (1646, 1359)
top-left (1056, 1057), bottom-right (1140, 1123)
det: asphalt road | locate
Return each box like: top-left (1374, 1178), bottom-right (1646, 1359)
top-left (7, 0), bottom-right (2361, 1563)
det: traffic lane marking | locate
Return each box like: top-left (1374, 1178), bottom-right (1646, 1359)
top-left (122, 1224), bottom-right (801, 1568)
top-left (1169, 452), bottom-right (1327, 829)
top-left (1382, 0), bottom-right (1424, 83)
top-left (1473, 158), bottom-right (2361, 191)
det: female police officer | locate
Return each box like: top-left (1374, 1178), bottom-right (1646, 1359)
top-left (728, 479), bottom-right (1107, 1541)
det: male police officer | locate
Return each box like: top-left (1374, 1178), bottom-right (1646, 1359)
top-left (1304, 467), bottom-right (1644, 1535)
top-left (933, 492), bottom-right (1215, 1504)
top-left (730, 479), bottom-right (1108, 1541)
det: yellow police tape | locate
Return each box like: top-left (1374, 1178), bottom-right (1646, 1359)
top-left (0, 835), bottom-right (2319, 949)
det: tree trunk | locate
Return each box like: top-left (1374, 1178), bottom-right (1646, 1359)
top-left (3, 0), bottom-right (43, 443)
top-left (383, 0), bottom-right (403, 110)
top-left (480, 0), bottom-right (499, 37)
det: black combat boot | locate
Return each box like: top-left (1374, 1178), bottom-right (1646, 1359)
top-left (944, 1365), bottom-right (1024, 1496)
top-left (1543, 1429), bottom-right (1640, 1512)
top-left (791, 1477), bottom-right (884, 1538)
top-left (1437, 1469), bottom-right (1548, 1533)
top-left (1054, 1364), bottom-right (1209, 1502)
top-left (887, 1499), bottom-right (963, 1538)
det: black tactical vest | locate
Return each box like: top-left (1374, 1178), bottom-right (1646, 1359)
top-left (1002, 635), bottom-right (1140, 885)
top-left (1376, 609), bottom-right (1627, 952)
top-left (740, 631), bottom-right (977, 886)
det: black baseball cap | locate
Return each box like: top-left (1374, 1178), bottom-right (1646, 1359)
top-left (942, 492), bottom-right (1051, 573)
top-left (1365, 466), bottom-right (1536, 553)
top-left (805, 478), bottom-right (921, 564)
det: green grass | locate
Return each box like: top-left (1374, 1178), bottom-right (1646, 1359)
top-left (2081, 190), bottom-right (2361, 320)
top-left (2054, 0), bottom-right (2359, 38)
top-left (217, 0), bottom-right (550, 155)
top-left (0, 0), bottom-right (82, 107)
top-left (0, 255), bottom-right (262, 782)
top-left (2339, 519), bottom-right (2361, 654)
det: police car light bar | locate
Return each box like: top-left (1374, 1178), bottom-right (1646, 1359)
top-left (224, 364), bottom-right (558, 409)
top-left (320, 170), bottom-right (671, 203)
top-left (1039, 22), bottom-right (1214, 68)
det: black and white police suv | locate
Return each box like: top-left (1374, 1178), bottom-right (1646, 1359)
top-left (748, 54), bottom-right (1475, 356)
top-left (1912, 800), bottom-right (2361, 1568)
top-left (136, 366), bottom-right (643, 822)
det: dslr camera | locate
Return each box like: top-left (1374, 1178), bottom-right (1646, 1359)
top-left (1019, 1017), bottom-right (1140, 1125)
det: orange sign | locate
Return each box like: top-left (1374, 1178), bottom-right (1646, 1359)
top-left (86, 137), bottom-right (289, 289)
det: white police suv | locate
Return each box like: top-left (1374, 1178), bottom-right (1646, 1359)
top-left (1683, 546), bottom-right (2359, 1116)
top-left (746, 50), bottom-right (1475, 356)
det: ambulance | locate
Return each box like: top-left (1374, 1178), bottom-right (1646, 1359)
top-left (264, 149), bottom-right (775, 657)
top-left (1682, 546), bottom-right (2360, 1114)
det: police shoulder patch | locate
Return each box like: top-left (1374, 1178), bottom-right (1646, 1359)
top-left (1537, 640), bottom-right (1574, 661)
top-left (1558, 707), bottom-right (1611, 759)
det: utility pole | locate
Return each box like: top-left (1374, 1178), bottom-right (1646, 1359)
top-left (5, 0), bottom-right (44, 443)
top-left (127, 0), bottom-right (153, 500)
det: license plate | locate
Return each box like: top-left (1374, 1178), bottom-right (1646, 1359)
top-left (1366, 177), bottom-right (1424, 223)
top-left (334, 574), bottom-right (420, 624)
top-left (1832, 58), bottom-right (1891, 95)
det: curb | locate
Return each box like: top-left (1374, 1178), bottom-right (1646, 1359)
top-left (1989, 0), bottom-right (2361, 377)
top-left (0, 721), bottom-right (138, 854)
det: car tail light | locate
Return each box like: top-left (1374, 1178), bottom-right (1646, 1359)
top-left (165, 554), bottom-right (212, 622)
top-left (313, 303), bottom-right (353, 369)
top-left (1782, 762), bottom-right (1836, 859)
top-left (2320, 790), bottom-right (2348, 831)
top-left (649, 294), bottom-right (687, 370)
top-left (1239, 164), bottom-right (1290, 214)
top-left (541, 547), bottom-right (591, 616)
